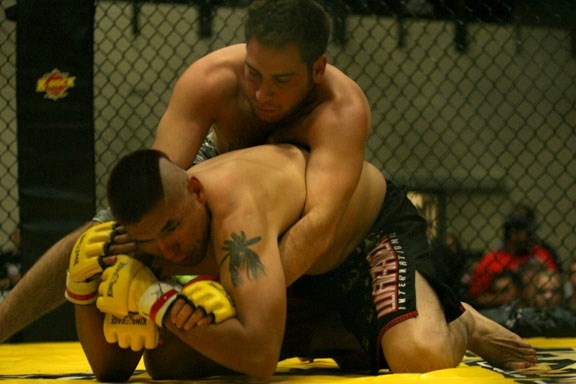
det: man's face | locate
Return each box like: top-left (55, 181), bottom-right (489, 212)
top-left (126, 182), bottom-right (210, 267)
top-left (490, 275), bottom-right (519, 306)
top-left (511, 229), bottom-right (533, 256)
top-left (526, 274), bottom-right (562, 309)
top-left (244, 39), bottom-right (316, 123)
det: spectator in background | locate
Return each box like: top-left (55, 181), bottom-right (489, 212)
top-left (563, 260), bottom-right (576, 311)
top-left (468, 215), bottom-right (558, 309)
top-left (480, 267), bottom-right (576, 338)
top-left (512, 203), bottom-right (562, 272)
top-left (441, 233), bottom-right (481, 301)
top-left (0, 227), bottom-right (21, 302)
top-left (474, 270), bottom-right (521, 308)
top-left (519, 267), bottom-right (564, 310)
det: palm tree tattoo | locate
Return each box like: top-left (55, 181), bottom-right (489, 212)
top-left (220, 230), bottom-right (266, 286)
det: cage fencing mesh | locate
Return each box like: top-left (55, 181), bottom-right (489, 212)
top-left (1, 0), bottom-right (575, 318)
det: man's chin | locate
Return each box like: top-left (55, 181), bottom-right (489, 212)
top-left (254, 107), bottom-right (282, 122)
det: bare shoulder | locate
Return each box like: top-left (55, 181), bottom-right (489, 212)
top-left (195, 145), bottom-right (306, 193)
top-left (177, 44), bottom-right (246, 97)
top-left (200, 145), bottom-right (307, 235)
top-left (323, 64), bottom-right (370, 118)
top-left (306, 65), bottom-right (371, 142)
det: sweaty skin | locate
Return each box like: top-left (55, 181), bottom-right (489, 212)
top-left (0, 41), bottom-right (370, 343)
top-left (77, 145), bottom-right (536, 381)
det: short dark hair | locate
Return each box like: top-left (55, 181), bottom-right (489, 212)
top-left (504, 215), bottom-right (534, 240)
top-left (107, 149), bottom-right (168, 225)
top-left (244, 0), bottom-right (330, 66)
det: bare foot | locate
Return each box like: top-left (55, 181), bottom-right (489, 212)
top-left (463, 303), bottom-right (537, 370)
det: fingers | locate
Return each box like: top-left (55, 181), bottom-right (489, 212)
top-left (107, 225), bottom-right (137, 255)
top-left (98, 255), bottom-right (117, 269)
top-left (170, 298), bottom-right (213, 331)
top-left (107, 242), bottom-right (137, 255)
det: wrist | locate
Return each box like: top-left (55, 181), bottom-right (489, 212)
top-left (139, 282), bottom-right (179, 327)
top-left (65, 271), bottom-right (99, 305)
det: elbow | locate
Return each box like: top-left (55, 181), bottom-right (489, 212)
top-left (87, 353), bottom-right (136, 383)
top-left (246, 359), bottom-right (277, 380)
top-left (93, 367), bottom-right (134, 383)
top-left (243, 348), bottom-right (279, 379)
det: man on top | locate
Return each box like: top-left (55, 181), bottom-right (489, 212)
top-left (0, 0), bottom-right (370, 341)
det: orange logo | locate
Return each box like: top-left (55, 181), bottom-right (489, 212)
top-left (36, 69), bottom-right (76, 100)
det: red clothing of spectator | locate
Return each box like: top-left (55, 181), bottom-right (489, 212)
top-left (469, 244), bottom-right (558, 298)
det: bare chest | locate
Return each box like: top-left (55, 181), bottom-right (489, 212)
top-left (212, 98), bottom-right (274, 153)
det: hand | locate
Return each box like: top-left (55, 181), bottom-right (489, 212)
top-left (103, 313), bottom-right (159, 351)
top-left (66, 221), bottom-right (117, 305)
top-left (97, 255), bottom-right (179, 327)
top-left (69, 221), bottom-right (117, 283)
top-left (169, 297), bottom-right (215, 330)
top-left (170, 276), bottom-right (236, 330)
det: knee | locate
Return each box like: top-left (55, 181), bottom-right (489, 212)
top-left (383, 333), bottom-right (459, 373)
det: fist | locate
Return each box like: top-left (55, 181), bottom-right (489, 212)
top-left (69, 221), bottom-right (117, 283)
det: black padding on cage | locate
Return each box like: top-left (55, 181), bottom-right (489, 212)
top-left (16, 0), bottom-right (95, 341)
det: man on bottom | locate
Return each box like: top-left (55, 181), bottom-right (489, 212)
top-left (70, 144), bottom-right (536, 381)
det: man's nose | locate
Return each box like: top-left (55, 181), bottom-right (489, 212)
top-left (255, 81), bottom-right (274, 101)
top-left (158, 240), bottom-right (179, 260)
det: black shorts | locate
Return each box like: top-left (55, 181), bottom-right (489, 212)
top-left (290, 181), bottom-right (464, 372)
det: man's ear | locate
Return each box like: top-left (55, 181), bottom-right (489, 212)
top-left (312, 54), bottom-right (327, 83)
top-left (187, 176), bottom-right (206, 202)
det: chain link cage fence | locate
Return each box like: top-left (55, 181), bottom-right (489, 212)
top-left (1, 0), bottom-right (575, 328)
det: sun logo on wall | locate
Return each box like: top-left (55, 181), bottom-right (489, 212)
top-left (36, 69), bottom-right (76, 100)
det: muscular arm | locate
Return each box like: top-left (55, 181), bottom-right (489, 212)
top-left (75, 304), bottom-right (142, 382)
top-left (152, 49), bottom-right (236, 169)
top-left (279, 89), bottom-right (370, 285)
top-left (152, 65), bottom-right (212, 169)
top-left (0, 223), bottom-right (92, 343)
top-left (165, 209), bottom-right (287, 379)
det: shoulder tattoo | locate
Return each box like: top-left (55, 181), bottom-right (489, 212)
top-left (220, 230), bottom-right (266, 286)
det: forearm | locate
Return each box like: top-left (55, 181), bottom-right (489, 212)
top-left (279, 210), bottom-right (336, 286)
top-left (75, 305), bottom-right (142, 382)
top-left (0, 224), bottom-right (91, 343)
top-left (164, 318), bottom-right (281, 379)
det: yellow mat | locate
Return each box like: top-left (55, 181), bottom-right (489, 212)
top-left (0, 338), bottom-right (575, 383)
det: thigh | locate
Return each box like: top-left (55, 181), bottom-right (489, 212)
top-left (380, 272), bottom-right (467, 372)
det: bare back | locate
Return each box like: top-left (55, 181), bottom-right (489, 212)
top-left (191, 144), bottom-right (387, 278)
top-left (192, 144), bottom-right (308, 237)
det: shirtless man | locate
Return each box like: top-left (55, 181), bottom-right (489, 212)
top-left (73, 145), bottom-right (536, 381)
top-left (0, 0), bottom-right (370, 341)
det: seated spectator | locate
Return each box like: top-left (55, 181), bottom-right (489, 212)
top-left (481, 267), bottom-right (576, 338)
top-left (427, 234), bottom-right (467, 298)
top-left (563, 260), bottom-right (576, 311)
top-left (473, 270), bottom-right (521, 308)
top-left (0, 227), bottom-right (21, 303)
top-left (444, 232), bottom-right (483, 301)
top-left (519, 267), bottom-right (563, 310)
top-left (468, 215), bottom-right (558, 309)
top-left (511, 203), bottom-right (561, 272)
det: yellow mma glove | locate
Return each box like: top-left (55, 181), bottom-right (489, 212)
top-left (180, 276), bottom-right (237, 323)
top-left (103, 313), bottom-right (159, 351)
top-left (66, 221), bottom-right (117, 305)
top-left (97, 255), bottom-right (179, 327)
top-left (69, 221), bottom-right (117, 282)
